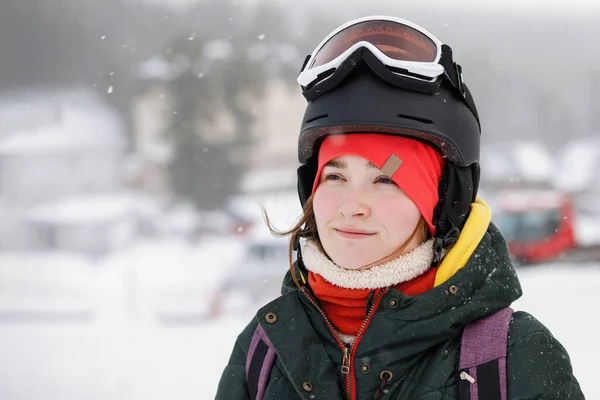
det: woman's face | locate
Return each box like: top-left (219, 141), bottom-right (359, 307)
top-left (313, 155), bottom-right (423, 270)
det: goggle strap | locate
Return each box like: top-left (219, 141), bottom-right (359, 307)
top-left (299, 54), bottom-right (311, 75)
top-left (440, 45), bottom-right (461, 90)
top-left (462, 84), bottom-right (481, 128)
top-left (439, 45), bottom-right (480, 126)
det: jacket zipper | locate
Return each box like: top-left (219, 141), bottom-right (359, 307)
top-left (301, 287), bottom-right (389, 400)
top-left (346, 288), bottom-right (388, 400)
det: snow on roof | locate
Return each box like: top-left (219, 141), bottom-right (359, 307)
top-left (555, 139), bottom-right (600, 191)
top-left (0, 87), bottom-right (126, 154)
top-left (0, 124), bottom-right (121, 154)
top-left (481, 147), bottom-right (516, 181)
top-left (27, 194), bottom-right (137, 225)
top-left (512, 141), bottom-right (556, 182)
top-left (481, 141), bottom-right (557, 183)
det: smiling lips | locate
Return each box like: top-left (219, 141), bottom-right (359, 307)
top-left (334, 228), bottom-right (376, 239)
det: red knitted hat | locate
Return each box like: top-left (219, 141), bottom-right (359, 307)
top-left (312, 134), bottom-right (444, 234)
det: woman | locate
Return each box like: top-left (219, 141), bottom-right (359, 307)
top-left (216, 16), bottom-right (584, 400)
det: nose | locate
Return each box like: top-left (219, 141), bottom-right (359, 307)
top-left (339, 186), bottom-right (371, 219)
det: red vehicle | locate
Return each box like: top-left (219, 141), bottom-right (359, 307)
top-left (494, 190), bottom-right (576, 264)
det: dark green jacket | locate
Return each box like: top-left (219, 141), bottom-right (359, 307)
top-left (216, 201), bottom-right (584, 399)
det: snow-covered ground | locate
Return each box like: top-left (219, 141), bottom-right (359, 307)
top-left (0, 237), bottom-right (597, 399)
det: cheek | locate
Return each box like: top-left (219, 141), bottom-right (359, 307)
top-left (377, 197), bottom-right (421, 231)
top-left (312, 186), bottom-right (339, 227)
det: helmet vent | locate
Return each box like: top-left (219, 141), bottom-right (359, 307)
top-left (397, 113), bottom-right (433, 124)
top-left (306, 114), bottom-right (328, 123)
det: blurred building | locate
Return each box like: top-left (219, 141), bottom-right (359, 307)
top-left (0, 86), bottom-right (137, 254)
top-left (248, 79), bottom-right (304, 168)
top-left (131, 72), bottom-right (302, 194)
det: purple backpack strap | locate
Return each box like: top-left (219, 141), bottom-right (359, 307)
top-left (246, 324), bottom-right (276, 400)
top-left (458, 307), bottom-right (514, 400)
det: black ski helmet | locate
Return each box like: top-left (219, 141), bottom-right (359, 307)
top-left (295, 52), bottom-right (482, 264)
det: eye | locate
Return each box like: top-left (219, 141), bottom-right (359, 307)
top-left (323, 173), bottom-right (344, 182)
top-left (375, 176), bottom-right (397, 185)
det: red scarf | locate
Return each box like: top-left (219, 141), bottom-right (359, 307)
top-left (308, 267), bottom-right (438, 336)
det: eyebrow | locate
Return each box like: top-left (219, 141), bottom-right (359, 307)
top-left (324, 159), bottom-right (379, 169)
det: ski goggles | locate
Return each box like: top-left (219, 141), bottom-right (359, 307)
top-left (297, 16), bottom-right (466, 100)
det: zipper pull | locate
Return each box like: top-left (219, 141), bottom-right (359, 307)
top-left (460, 371), bottom-right (475, 384)
top-left (341, 346), bottom-right (351, 375)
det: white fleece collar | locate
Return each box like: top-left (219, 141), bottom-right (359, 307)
top-left (302, 238), bottom-right (435, 290)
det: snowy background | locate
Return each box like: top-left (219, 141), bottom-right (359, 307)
top-left (1, 0), bottom-right (599, 399)
top-left (0, 238), bottom-right (597, 399)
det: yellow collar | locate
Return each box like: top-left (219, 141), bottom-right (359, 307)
top-left (434, 197), bottom-right (492, 287)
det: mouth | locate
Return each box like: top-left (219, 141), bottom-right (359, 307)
top-left (334, 228), bottom-right (376, 239)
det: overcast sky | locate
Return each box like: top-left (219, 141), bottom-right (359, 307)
top-left (134, 0), bottom-right (600, 15)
